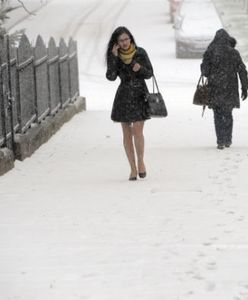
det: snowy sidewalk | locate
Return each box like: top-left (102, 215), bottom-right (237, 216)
top-left (1, 109), bottom-right (248, 300)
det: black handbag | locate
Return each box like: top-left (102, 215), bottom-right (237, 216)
top-left (145, 75), bottom-right (168, 118)
top-left (193, 75), bottom-right (210, 116)
top-left (193, 76), bottom-right (209, 106)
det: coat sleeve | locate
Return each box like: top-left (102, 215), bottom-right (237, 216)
top-left (106, 53), bottom-right (119, 81)
top-left (236, 51), bottom-right (248, 91)
top-left (201, 49), bottom-right (211, 77)
top-left (137, 48), bottom-right (153, 79)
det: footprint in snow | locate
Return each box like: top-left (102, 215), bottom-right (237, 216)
top-left (210, 236), bottom-right (219, 241)
top-left (193, 274), bottom-right (205, 281)
top-left (203, 242), bottom-right (212, 246)
top-left (206, 265), bottom-right (217, 271)
top-left (150, 188), bottom-right (160, 194)
top-left (185, 270), bottom-right (195, 275)
top-left (210, 175), bottom-right (219, 179)
top-left (207, 261), bottom-right (217, 267)
top-left (206, 281), bottom-right (216, 291)
top-left (214, 181), bottom-right (222, 185)
top-left (185, 291), bottom-right (194, 296)
top-left (206, 193), bottom-right (214, 197)
top-left (224, 177), bottom-right (232, 182)
top-left (216, 223), bottom-right (226, 227)
top-left (224, 157), bottom-right (231, 161)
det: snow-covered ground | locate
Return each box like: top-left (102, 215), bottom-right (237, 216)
top-left (1, 1), bottom-right (248, 299)
top-left (5, 0), bottom-right (51, 30)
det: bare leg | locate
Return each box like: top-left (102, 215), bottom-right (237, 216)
top-left (121, 123), bottom-right (137, 179)
top-left (132, 121), bottom-right (146, 175)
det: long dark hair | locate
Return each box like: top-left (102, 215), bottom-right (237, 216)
top-left (105, 26), bottom-right (136, 63)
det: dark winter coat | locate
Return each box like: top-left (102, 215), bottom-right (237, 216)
top-left (201, 29), bottom-right (248, 109)
top-left (106, 47), bottom-right (153, 123)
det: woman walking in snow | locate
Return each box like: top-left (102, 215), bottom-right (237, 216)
top-left (106, 26), bottom-right (153, 180)
top-left (201, 29), bottom-right (248, 149)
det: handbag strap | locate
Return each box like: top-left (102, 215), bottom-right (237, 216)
top-left (152, 75), bottom-right (160, 93)
top-left (198, 75), bottom-right (208, 86)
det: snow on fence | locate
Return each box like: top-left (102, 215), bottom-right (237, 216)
top-left (0, 34), bottom-right (80, 150)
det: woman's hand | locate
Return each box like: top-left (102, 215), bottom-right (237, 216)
top-left (112, 44), bottom-right (120, 57)
top-left (242, 88), bottom-right (247, 100)
top-left (132, 63), bottom-right (141, 72)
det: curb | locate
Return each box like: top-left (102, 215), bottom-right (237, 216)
top-left (0, 148), bottom-right (15, 176)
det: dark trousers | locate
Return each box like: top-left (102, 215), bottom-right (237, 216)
top-left (213, 107), bottom-right (233, 145)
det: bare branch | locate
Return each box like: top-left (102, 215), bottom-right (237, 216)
top-left (16, 0), bottom-right (35, 16)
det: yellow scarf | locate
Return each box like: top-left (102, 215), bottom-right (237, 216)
top-left (118, 43), bottom-right (136, 64)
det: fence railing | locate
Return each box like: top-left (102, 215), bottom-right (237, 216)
top-left (0, 34), bottom-right (80, 151)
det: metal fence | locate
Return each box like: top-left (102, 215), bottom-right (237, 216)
top-left (0, 34), bottom-right (80, 151)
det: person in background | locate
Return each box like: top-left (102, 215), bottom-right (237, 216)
top-left (106, 26), bottom-right (153, 180)
top-left (201, 29), bottom-right (248, 149)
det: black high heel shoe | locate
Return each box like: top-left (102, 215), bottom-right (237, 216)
top-left (129, 176), bottom-right (137, 181)
top-left (139, 172), bottom-right (146, 178)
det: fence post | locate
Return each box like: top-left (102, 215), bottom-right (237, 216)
top-left (0, 56), bottom-right (7, 147)
top-left (17, 34), bottom-right (36, 133)
top-left (59, 38), bottom-right (70, 108)
top-left (6, 35), bottom-right (15, 153)
top-left (48, 37), bottom-right (61, 115)
top-left (68, 38), bottom-right (80, 102)
top-left (34, 35), bottom-right (50, 122)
